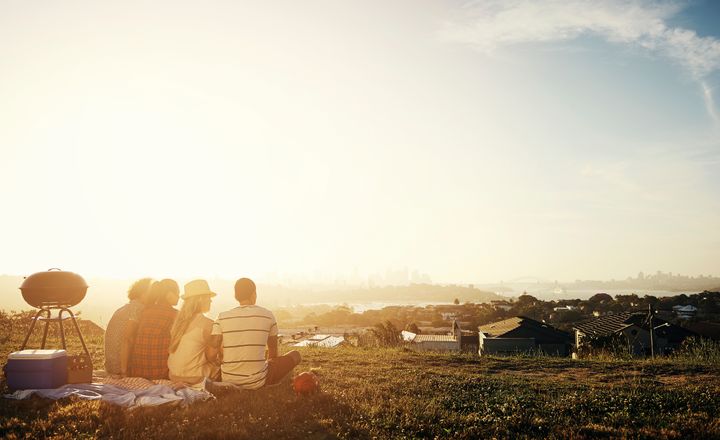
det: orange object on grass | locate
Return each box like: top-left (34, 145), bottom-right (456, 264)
top-left (292, 371), bottom-right (319, 395)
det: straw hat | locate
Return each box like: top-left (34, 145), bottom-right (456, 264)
top-left (182, 279), bottom-right (217, 300)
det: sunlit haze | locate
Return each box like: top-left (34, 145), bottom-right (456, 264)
top-left (1, 0), bottom-right (719, 284)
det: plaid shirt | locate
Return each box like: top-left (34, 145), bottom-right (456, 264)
top-left (128, 304), bottom-right (177, 380)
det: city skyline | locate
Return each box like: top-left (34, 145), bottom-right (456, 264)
top-left (2, 267), bottom-right (716, 288)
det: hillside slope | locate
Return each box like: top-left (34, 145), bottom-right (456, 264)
top-left (1, 316), bottom-right (720, 439)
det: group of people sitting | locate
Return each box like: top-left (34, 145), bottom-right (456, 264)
top-left (103, 277), bottom-right (301, 389)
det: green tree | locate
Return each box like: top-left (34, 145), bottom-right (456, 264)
top-left (405, 322), bottom-right (421, 334)
top-left (517, 294), bottom-right (538, 306)
top-left (370, 320), bottom-right (401, 347)
top-left (588, 293), bottom-right (613, 304)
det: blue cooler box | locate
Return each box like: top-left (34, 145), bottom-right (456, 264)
top-left (6, 349), bottom-right (68, 390)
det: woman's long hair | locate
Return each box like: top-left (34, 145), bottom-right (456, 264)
top-left (169, 295), bottom-right (207, 353)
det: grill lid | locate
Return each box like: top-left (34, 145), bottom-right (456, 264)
top-left (20, 268), bottom-right (88, 289)
top-left (20, 268), bottom-right (88, 308)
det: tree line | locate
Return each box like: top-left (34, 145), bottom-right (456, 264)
top-left (288, 290), bottom-right (720, 333)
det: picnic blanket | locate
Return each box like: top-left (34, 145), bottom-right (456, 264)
top-left (3, 374), bottom-right (213, 409)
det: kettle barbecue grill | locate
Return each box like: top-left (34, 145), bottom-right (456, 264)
top-left (18, 268), bottom-right (91, 359)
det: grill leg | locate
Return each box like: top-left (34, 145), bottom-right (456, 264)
top-left (40, 309), bottom-right (51, 349)
top-left (58, 309), bottom-right (67, 350)
top-left (20, 309), bottom-right (45, 350)
top-left (65, 308), bottom-right (91, 358)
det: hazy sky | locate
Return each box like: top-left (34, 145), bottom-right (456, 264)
top-left (1, 0), bottom-right (719, 283)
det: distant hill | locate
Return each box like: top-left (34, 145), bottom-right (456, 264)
top-left (320, 284), bottom-right (503, 303)
top-left (0, 275), bottom-right (503, 327)
top-left (0, 275), bottom-right (25, 311)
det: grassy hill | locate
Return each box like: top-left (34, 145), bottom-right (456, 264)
top-left (1, 313), bottom-right (720, 439)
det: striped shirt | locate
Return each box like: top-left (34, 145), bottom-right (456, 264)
top-left (211, 305), bottom-right (278, 389)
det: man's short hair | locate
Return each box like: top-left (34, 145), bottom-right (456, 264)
top-left (234, 278), bottom-right (256, 302)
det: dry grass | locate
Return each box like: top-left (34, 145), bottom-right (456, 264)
top-left (1, 312), bottom-right (720, 439)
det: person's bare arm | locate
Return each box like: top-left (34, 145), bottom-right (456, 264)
top-left (120, 320), bottom-right (139, 376)
top-left (267, 335), bottom-right (278, 359)
top-left (206, 334), bottom-right (222, 365)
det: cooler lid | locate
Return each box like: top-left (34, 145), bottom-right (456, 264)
top-left (8, 349), bottom-right (67, 360)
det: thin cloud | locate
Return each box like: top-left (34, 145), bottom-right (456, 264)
top-left (702, 81), bottom-right (720, 126)
top-left (441, 0), bottom-right (720, 120)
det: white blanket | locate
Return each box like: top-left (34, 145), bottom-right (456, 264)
top-left (3, 382), bottom-right (214, 409)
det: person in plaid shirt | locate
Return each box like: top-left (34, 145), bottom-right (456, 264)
top-left (128, 279), bottom-right (180, 379)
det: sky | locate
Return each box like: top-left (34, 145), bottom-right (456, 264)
top-left (0, 0), bottom-right (719, 284)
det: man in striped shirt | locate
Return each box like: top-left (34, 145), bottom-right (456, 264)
top-left (207, 278), bottom-right (301, 389)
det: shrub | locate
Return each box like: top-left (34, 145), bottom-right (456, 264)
top-left (673, 337), bottom-right (720, 363)
top-left (579, 333), bottom-right (634, 360)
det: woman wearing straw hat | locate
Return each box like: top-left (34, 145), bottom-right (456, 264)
top-left (167, 279), bottom-right (220, 384)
